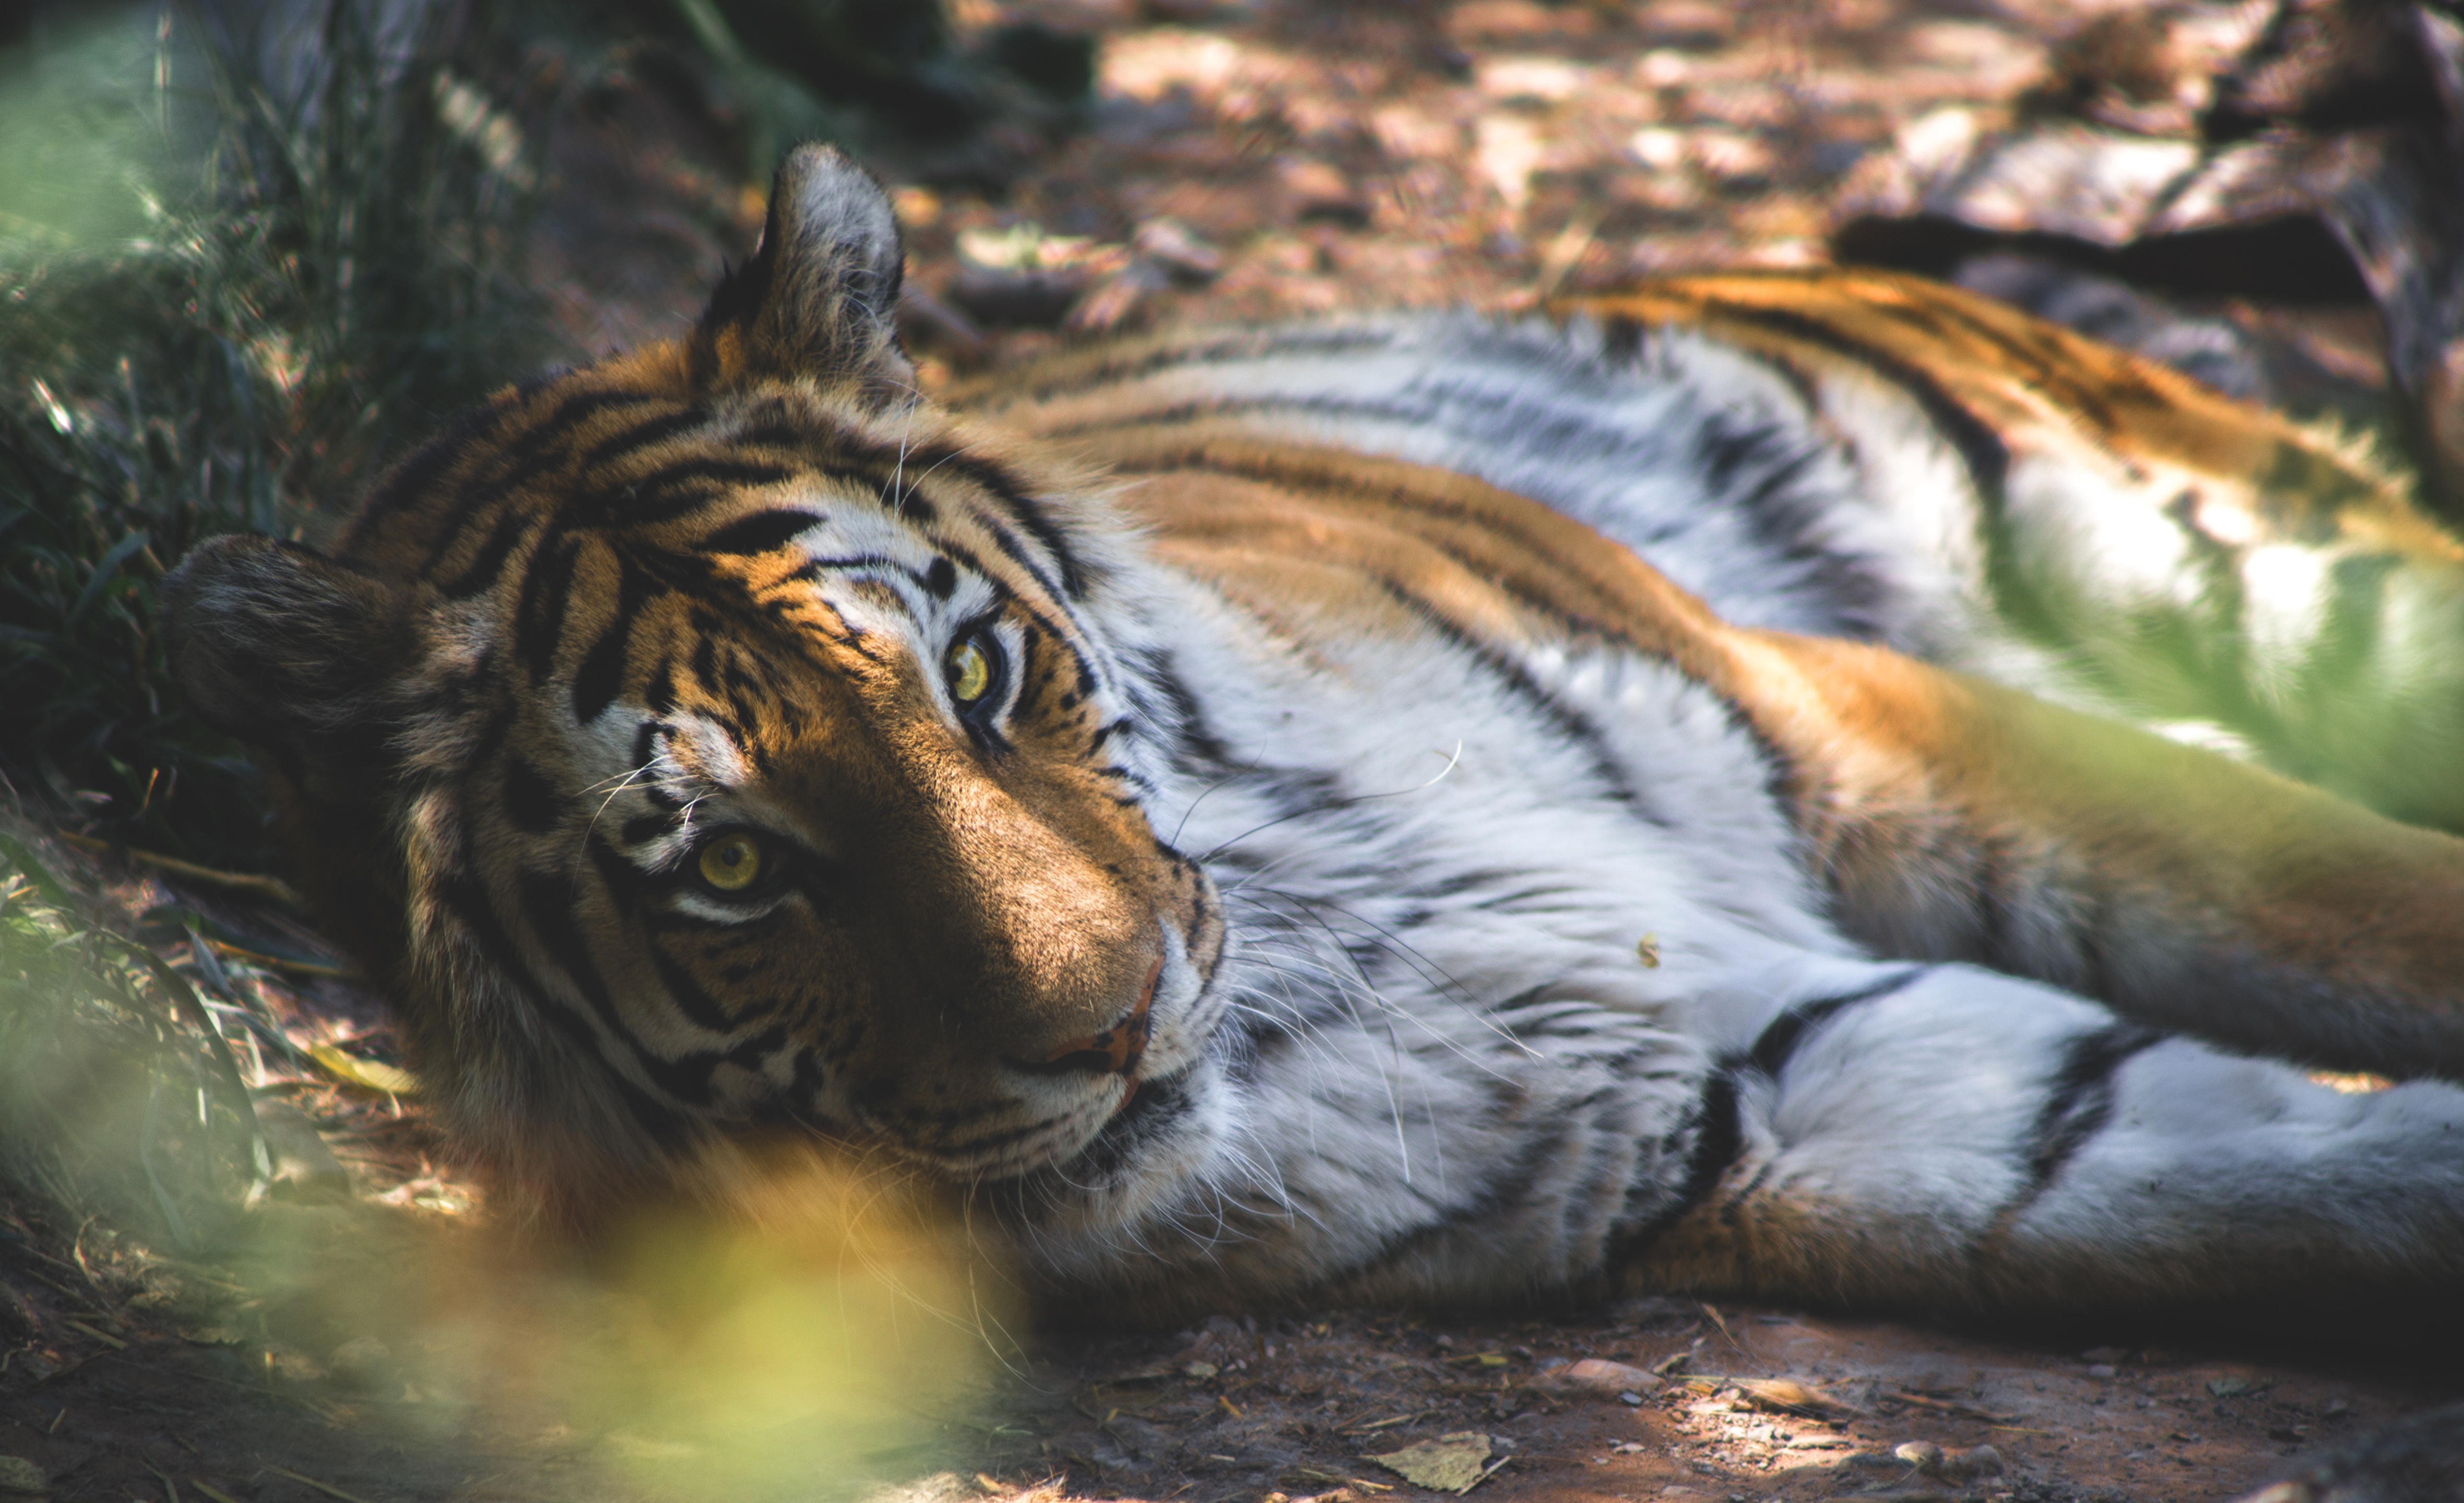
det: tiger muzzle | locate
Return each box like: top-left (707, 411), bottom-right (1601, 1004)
top-left (1009, 956), bottom-right (1162, 1077)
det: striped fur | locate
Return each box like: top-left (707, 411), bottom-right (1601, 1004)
top-left (165, 147), bottom-right (2464, 1324)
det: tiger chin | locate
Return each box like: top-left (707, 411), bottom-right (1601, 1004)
top-left (165, 145), bottom-right (2464, 1342)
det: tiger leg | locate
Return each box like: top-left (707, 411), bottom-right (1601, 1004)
top-left (1705, 628), bottom-right (2464, 1078)
top-left (1633, 963), bottom-right (2464, 1319)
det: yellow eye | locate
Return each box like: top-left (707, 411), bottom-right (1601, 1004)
top-left (696, 834), bottom-right (764, 893)
top-left (947, 637), bottom-right (993, 705)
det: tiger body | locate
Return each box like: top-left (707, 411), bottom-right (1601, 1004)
top-left (164, 148), bottom-right (2464, 1325)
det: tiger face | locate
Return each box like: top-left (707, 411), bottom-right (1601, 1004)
top-left (162, 148), bottom-right (1224, 1212)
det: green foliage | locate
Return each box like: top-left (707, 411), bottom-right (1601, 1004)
top-left (0, 2), bottom-right (556, 866)
top-left (0, 831), bottom-right (265, 1250)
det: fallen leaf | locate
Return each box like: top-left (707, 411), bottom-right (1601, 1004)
top-left (1732, 1378), bottom-right (1855, 1417)
top-left (0, 1456), bottom-right (45, 1495)
top-left (1367, 1431), bottom-right (1492, 1493)
top-left (305, 1043), bottom-right (418, 1097)
top-left (1536, 1358), bottom-right (1664, 1400)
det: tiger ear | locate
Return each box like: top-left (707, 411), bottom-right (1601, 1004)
top-left (159, 535), bottom-right (418, 782)
top-left (690, 143), bottom-right (914, 398)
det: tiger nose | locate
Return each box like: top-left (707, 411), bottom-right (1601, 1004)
top-left (1008, 956), bottom-right (1160, 1076)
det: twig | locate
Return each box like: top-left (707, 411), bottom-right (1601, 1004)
top-left (53, 831), bottom-right (304, 906)
top-left (263, 1465), bottom-right (377, 1503)
top-left (1340, 1411), bottom-right (1429, 1434)
top-left (1884, 1390), bottom-right (2017, 1424)
top-left (203, 937), bottom-right (356, 981)
top-left (1698, 1300), bottom-right (1744, 1357)
top-left (63, 1318), bottom-right (127, 1350)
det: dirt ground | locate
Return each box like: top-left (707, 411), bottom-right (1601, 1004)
top-left (3, 1), bottom-right (2454, 1500)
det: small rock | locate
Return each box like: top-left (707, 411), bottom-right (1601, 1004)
top-left (1890, 1441), bottom-right (2001, 1481)
top-left (1538, 1358), bottom-right (1665, 1400)
top-left (0, 1457), bottom-right (43, 1495)
top-left (1183, 1359), bottom-right (1219, 1380)
top-left (2087, 1363), bottom-right (2117, 1378)
top-left (1956, 1443), bottom-right (2005, 1477)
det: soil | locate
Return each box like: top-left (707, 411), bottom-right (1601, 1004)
top-left (3, 1), bottom-right (2454, 1501)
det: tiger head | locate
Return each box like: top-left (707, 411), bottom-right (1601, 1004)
top-left (162, 147), bottom-right (1226, 1229)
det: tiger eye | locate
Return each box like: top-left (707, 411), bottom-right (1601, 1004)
top-left (947, 637), bottom-right (993, 704)
top-left (697, 834), bottom-right (763, 892)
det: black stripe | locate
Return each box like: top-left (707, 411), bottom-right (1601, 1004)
top-left (1610, 1070), bottom-right (1746, 1262)
top-left (1622, 304), bottom-right (2011, 504)
top-left (866, 437), bottom-right (1088, 599)
top-left (969, 324), bottom-right (1399, 407)
top-left (1743, 969), bottom-right (1928, 1080)
top-left (514, 536), bottom-right (583, 682)
top-left (647, 936), bottom-right (749, 1035)
top-left (571, 552), bottom-right (650, 724)
top-left (438, 502), bottom-right (536, 599)
top-left (500, 754), bottom-right (567, 834)
top-left (1373, 578), bottom-right (1650, 811)
top-left (428, 867), bottom-right (684, 1151)
top-left (702, 509), bottom-right (827, 556)
top-left (515, 386), bottom-right (666, 460)
top-left (410, 387), bottom-right (661, 573)
top-left (345, 406), bottom-right (494, 548)
top-left (581, 458), bottom-right (797, 530)
top-left (2024, 1023), bottom-right (2166, 1189)
top-left (517, 867), bottom-right (721, 1109)
top-left (578, 406), bottom-right (709, 473)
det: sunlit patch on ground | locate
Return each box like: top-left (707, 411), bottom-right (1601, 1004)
top-left (2307, 1071), bottom-right (2394, 1094)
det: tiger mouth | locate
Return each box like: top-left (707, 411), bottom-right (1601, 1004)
top-left (1066, 1066), bottom-right (1189, 1178)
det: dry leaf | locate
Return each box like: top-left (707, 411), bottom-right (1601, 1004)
top-left (306, 1043), bottom-right (418, 1097)
top-left (0, 1456), bottom-right (45, 1496)
top-left (1731, 1377), bottom-right (1855, 1417)
top-left (1366, 1431), bottom-right (1492, 1493)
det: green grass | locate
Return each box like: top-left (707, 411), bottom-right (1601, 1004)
top-left (0, 0), bottom-right (556, 869)
top-left (0, 831), bottom-right (266, 1253)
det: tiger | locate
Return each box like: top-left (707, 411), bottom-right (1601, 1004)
top-left (161, 146), bottom-right (2464, 1343)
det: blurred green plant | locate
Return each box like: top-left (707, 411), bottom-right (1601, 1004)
top-left (0, 831), bottom-right (266, 1252)
top-left (0, 1), bottom-right (556, 867)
